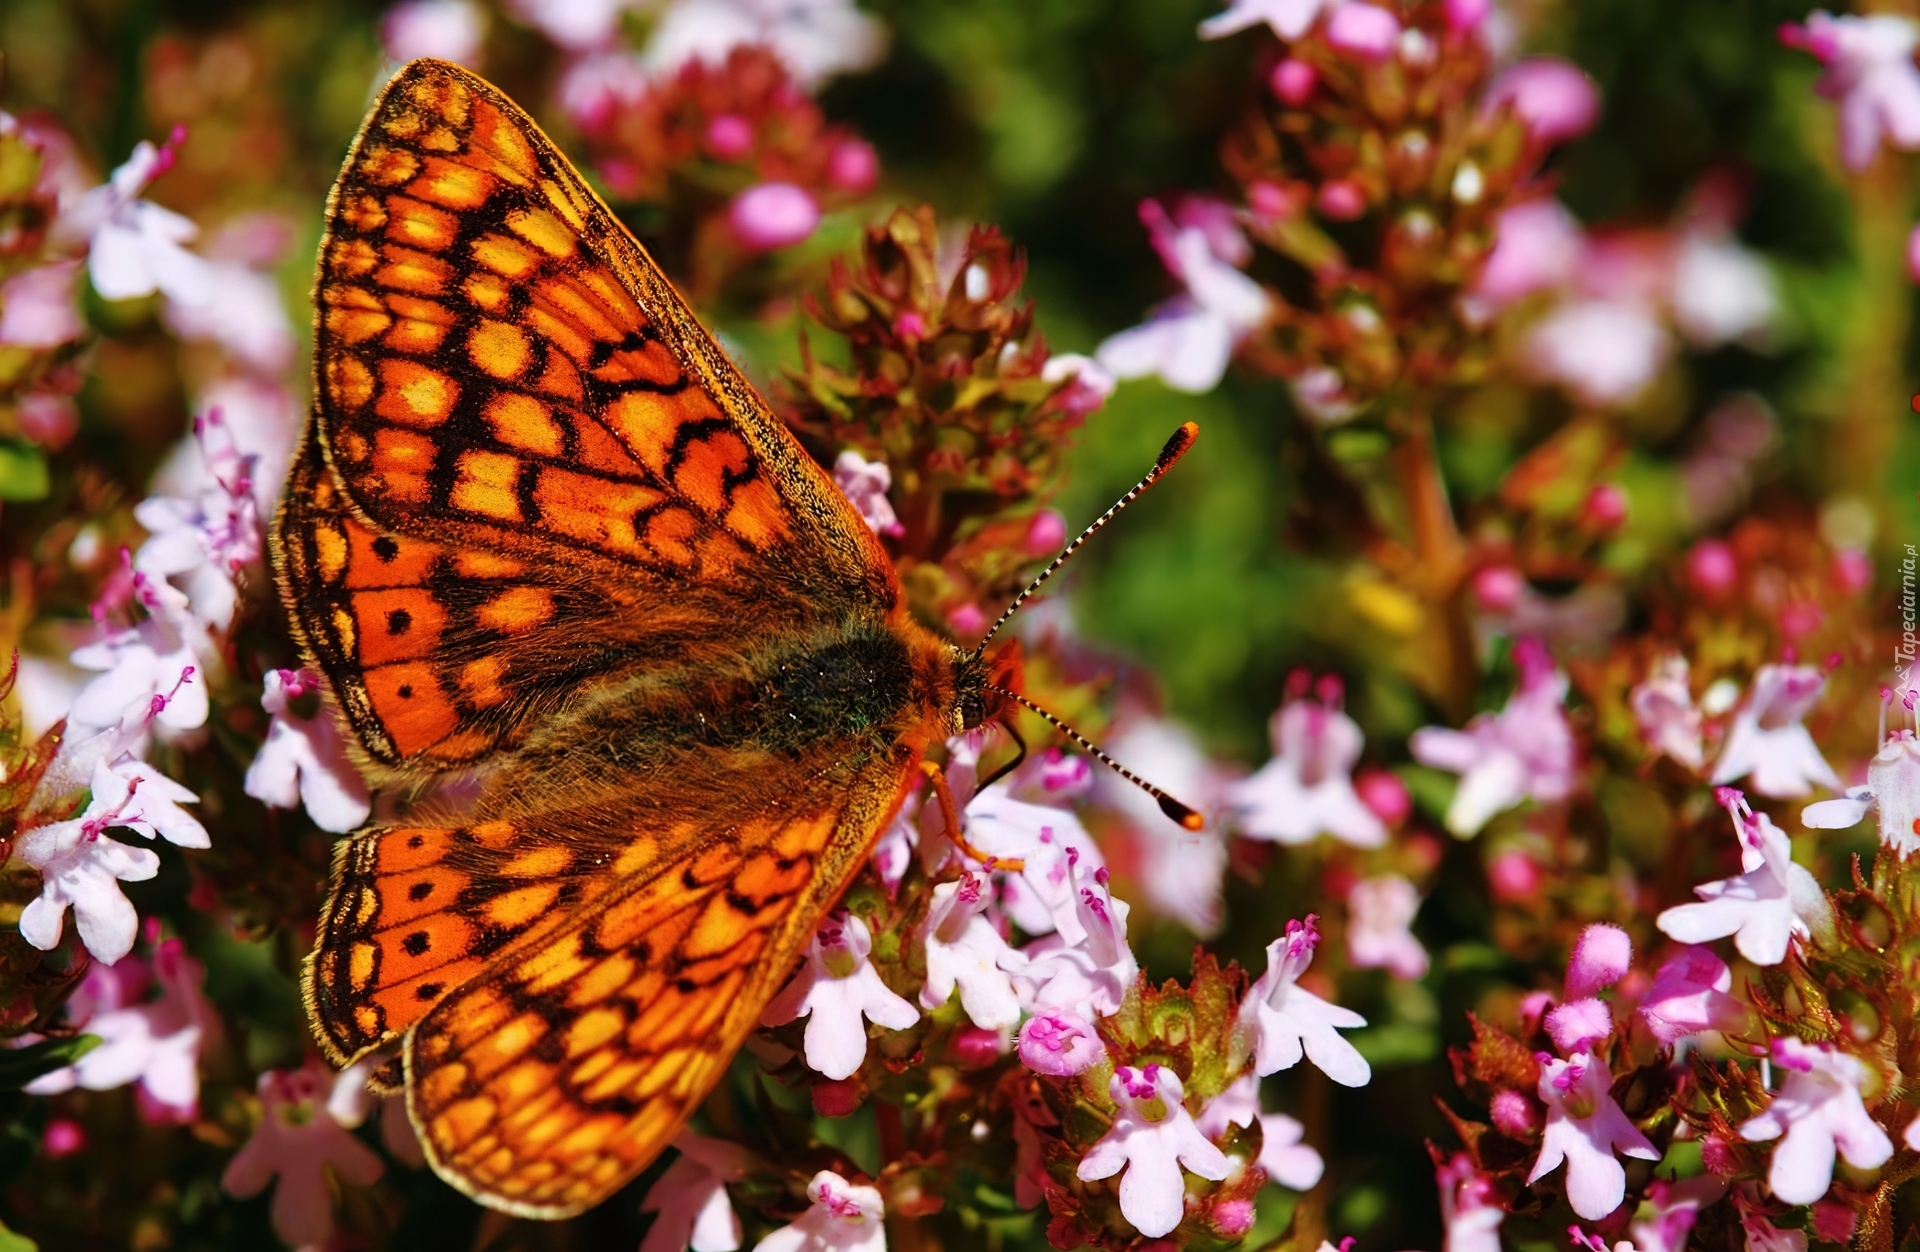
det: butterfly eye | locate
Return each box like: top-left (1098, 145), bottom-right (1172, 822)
top-left (958, 691), bottom-right (986, 729)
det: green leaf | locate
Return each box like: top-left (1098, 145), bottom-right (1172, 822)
top-left (0, 1216), bottom-right (36, 1252)
top-left (0, 442), bottom-right (48, 502)
top-left (0, 1034), bottom-right (99, 1090)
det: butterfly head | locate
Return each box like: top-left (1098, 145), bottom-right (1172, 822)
top-left (949, 639), bottom-right (1023, 732)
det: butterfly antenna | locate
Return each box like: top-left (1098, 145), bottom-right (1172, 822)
top-left (987, 684), bottom-right (1205, 831)
top-left (969, 421), bottom-right (1199, 661)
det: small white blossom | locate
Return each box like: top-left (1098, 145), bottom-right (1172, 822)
top-left (761, 912), bottom-right (919, 1080)
top-left (1345, 875), bottom-right (1429, 980)
top-left (1711, 663), bottom-right (1841, 798)
top-left (919, 873), bottom-right (1025, 1030)
top-left (1198, 0), bottom-right (1335, 40)
top-left (1631, 653), bottom-right (1705, 771)
top-left (1194, 1073), bottom-right (1324, 1191)
top-left (1097, 202), bottom-right (1271, 396)
top-left (1410, 637), bottom-right (1576, 836)
top-left (222, 1061), bottom-right (385, 1248)
top-left (63, 135), bottom-right (215, 309)
top-left (69, 577), bottom-right (208, 739)
top-left (1092, 716), bottom-right (1229, 935)
top-left (244, 669), bottom-right (372, 834)
top-left (641, 1133), bottom-right (751, 1252)
top-left (1240, 915), bottom-right (1370, 1087)
top-left (1528, 1051), bottom-right (1660, 1220)
top-left (642, 0), bottom-right (887, 89)
top-left (832, 450), bottom-right (903, 538)
top-left (1803, 727), bottom-right (1920, 855)
top-left (1438, 1152), bottom-right (1504, 1252)
top-left (1228, 686), bottom-right (1386, 848)
top-left (1077, 1065), bottom-right (1230, 1239)
top-left (1015, 855), bottom-right (1138, 1020)
top-left (753, 1170), bottom-right (886, 1252)
top-left (1739, 1036), bottom-right (1892, 1206)
top-left (1658, 788), bottom-right (1835, 966)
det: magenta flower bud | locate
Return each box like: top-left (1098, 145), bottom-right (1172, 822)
top-left (1213, 1198), bottom-right (1256, 1237)
top-left (1489, 1088), bottom-right (1537, 1137)
top-left (1018, 1010), bottom-right (1106, 1076)
top-left (1354, 768), bottom-right (1411, 824)
top-left (705, 113), bottom-right (754, 160)
top-left (1472, 565), bottom-right (1524, 612)
top-left (1545, 997), bottom-right (1614, 1053)
top-left (947, 602), bottom-right (986, 636)
top-left (1270, 58), bottom-right (1318, 106)
top-left (1485, 58), bottom-right (1601, 146)
top-left (1317, 180), bottom-right (1368, 221)
top-left (17, 392), bottom-right (77, 451)
top-left (43, 1119), bottom-right (85, 1157)
top-left (893, 310), bottom-right (927, 340)
top-left (1444, 0), bottom-right (1491, 33)
top-left (1326, 3), bottom-right (1402, 62)
top-left (1026, 509), bottom-right (1067, 555)
top-left (827, 138), bottom-right (879, 193)
top-left (1907, 223), bottom-right (1920, 283)
top-left (1487, 850), bottom-right (1541, 901)
top-left (1687, 539), bottom-right (1738, 595)
top-left (728, 182), bottom-right (821, 251)
top-left (1565, 923), bottom-right (1632, 998)
top-left (1835, 547), bottom-right (1871, 593)
top-left (811, 1077), bottom-right (865, 1118)
top-left (1814, 1201), bottom-right (1858, 1245)
top-left (1582, 483), bottom-right (1628, 529)
top-left (952, 1025), bottom-right (1003, 1068)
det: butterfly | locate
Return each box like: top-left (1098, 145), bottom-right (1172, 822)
top-left (272, 57), bottom-right (1198, 1219)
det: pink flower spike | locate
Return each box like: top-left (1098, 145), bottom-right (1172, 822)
top-left (1018, 1010), bottom-right (1106, 1076)
top-left (1638, 946), bottom-right (1749, 1043)
top-left (1527, 1052), bottom-right (1660, 1220)
top-left (1271, 58), bottom-right (1318, 105)
top-left (1545, 998), bottom-right (1614, 1054)
top-left (1326, 4), bottom-right (1400, 60)
top-left (1739, 1037), bottom-right (1893, 1205)
top-left (1565, 923), bottom-right (1632, 999)
top-left (728, 182), bottom-right (821, 250)
top-left (1078, 1065), bottom-right (1230, 1238)
top-left (1486, 58), bottom-right (1602, 146)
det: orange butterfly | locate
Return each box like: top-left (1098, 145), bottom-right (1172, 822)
top-left (273, 58), bottom-right (1197, 1218)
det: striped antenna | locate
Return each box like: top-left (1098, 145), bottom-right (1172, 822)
top-left (968, 421), bottom-right (1199, 661)
top-left (988, 685), bottom-right (1205, 830)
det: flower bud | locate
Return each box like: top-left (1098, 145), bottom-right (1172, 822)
top-left (729, 182), bottom-right (821, 250)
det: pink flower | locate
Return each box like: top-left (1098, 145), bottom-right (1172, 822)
top-left (1632, 654), bottom-right (1705, 771)
top-left (65, 134), bottom-right (215, 309)
top-left (754, 1170), bottom-right (886, 1252)
top-left (1091, 716), bottom-right (1229, 934)
top-left (1229, 687), bottom-right (1387, 849)
top-left (1630, 1175), bottom-right (1729, 1252)
top-left (1471, 199), bottom-right (1585, 311)
top-left (1711, 663), bottom-right (1841, 797)
top-left (1195, 1073), bottom-right (1325, 1190)
top-left (1670, 232), bottom-right (1776, 348)
top-left (1438, 1153), bottom-right (1504, 1252)
top-left (1565, 923), bottom-right (1632, 1000)
top-left (1325, 4), bottom-right (1400, 61)
top-left (244, 668), bottom-right (372, 834)
top-left (730, 182), bottom-right (822, 250)
top-left (1016, 857), bottom-right (1139, 1020)
top-left (222, 1061), bottom-right (385, 1248)
top-left (1657, 788), bottom-right (1835, 966)
top-left (26, 939), bottom-right (211, 1122)
top-left (1485, 58), bottom-right (1602, 146)
top-left (1803, 727), bottom-right (1920, 855)
top-left (827, 138), bottom-right (879, 192)
top-left (1410, 637), bottom-right (1577, 836)
top-left (1198, 0), bottom-right (1336, 41)
top-left (1528, 1051), bottom-right (1660, 1220)
top-left (1545, 999), bottom-right (1614, 1054)
top-left (761, 912), bottom-right (919, 1080)
top-left (639, 1133), bottom-right (750, 1252)
top-left (1078, 1065), bottom-right (1231, 1239)
top-left (1345, 875), bottom-right (1428, 980)
top-left (1271, 58), bottom-right (1318, 105)
top-left (556, 51), bottom-right (651, 131)
top-left (1638, 946), bottom-right (1749, 1043)
top-left (507, 0), bottom-right (633, 49)
top-left (959, 774), bottom-right (1103, 939)
top-left (1017, 1009), bottom-right (1106, 1076)
top-left (1739, 1037), bottom-right (1892, 1205)
top-left (639, 0), bottom-right (885, 90)
top-left (1041, 352), bottom-right (1116, 418)
top-left (1241, 916), bottom-right (1370, 1087)
top-left (920, 873), bottom-right (1026, 1030)
top-left (0, 260), bottom-right (84, 347)
top-left (1524, 298), bottom-right (1670, 406)
top-left (1783, 12), bottom-right (1920, 171)
top-left (831, 449), bottom-right (904, 537)
top-left (381, 0), bottom-right (485, 63)
top-left (1097, 202), bottom-right (1271, 396)
top-left (1025, 508), bottom-right (1069, 555)
top-left (69, 585), bottom-right (208, 741)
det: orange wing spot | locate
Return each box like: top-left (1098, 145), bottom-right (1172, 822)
top-left (453, 550), bottom-right (524, 578)
top-left (643, 508), bottom-right (698, 566)
top-left (609, 836), bottom-right (661, 877)
top-left (314, 525), bottom-right (348, 581)
top-left (535, 349), bottom-right (585, 401)
top-left (469, 820), bottom-right (517, 848)
top-left (331, 607), bottom-right (358, 653)
top-left (502, 846), bottom-right (572, 877)
top-left (338, 193), bottom-right (388, 233)
top-left (353, 588), bottom-right (448, 666)
top-left (451, 449), bottom-right (525, 522)
top-left (566, 952), bottom-right (636, 1009)
top-left (540, 179), bottom-right (588, 231)
top-left (345, 518), bottom-right (442, 589)
top-left (524, 300), bottom-right (594, 365)
top-left (385, 195), bottom-right (460, 251)
top-left (772, 810), bottom-right (836, 858)
top-left (323, 285), bottom-right (392, 344)
top-left (459, 655), bottom-right (509, 708)
top-left (375, 359), bottom-right (460, 428)
top-left (383, 110), bottom-right (425, 140)
top-left (518, 934), bottom-right (591, 998)
top-left (464, 270), bottom-right (511, 314)
top-left (566, 409), bottom-right (646, 477)
top-left (533, 274), bottom-right (629, 343)
top-left (365, 662), bottom-right (460, 756)
top-left (484, 883), bottom-right (561, 929)
top-left (405, 72), bottom-right (472, 127)
top-left (468, 320), bottom-right (533, 381)
top-left (576, 267), bottom-right (644, 328)
top-left (421, 1063), bottom-right (469, 1108)
top-left (326, 354), bottom-right (375, 410)
top-left (531, 468), bottom-right (664, 555)
top-left (408, 156), bottom-right (495, 210)
top-left (370, 959), bottom-right (484, 1037)
top-left (384, 294), bottom-right (459, 354)
top-left (420, 125), bottom-right (461, 153)
top-left (591, 341), bottom-right (683, 388)
top-left (471, 232), bottom-right (541, 280)
top-left (477, 586), bottom-right (555, 634)
top-left (688, 844), bottom-right (744, 888)
top-left (482, 392), bottom-right (563, 457)
top-left (465, 99), bottom-right (538, 184)
top-left (603, 392), bottom-right (682, 477)
top-left (377, 826), bottom-right (456, 873)
top-left (360, 144), bottom-right (419, 185)
top-left (595, 883), bottom-right (705, 953)
top-left (724, 477), bottom-right (792, 549)
top-left (375, 244), bottom-right (453, 295)
top-left (328, 237), bottom-right (380, 278)
top-left (376, 864), bottom-right (471, 928)
top-left (732, 852), bottom-right (813, 904)
top-left (507, 207), bottom-right (577, 259)
top-left (373, 909), bottom-right (476, 985)
top-left (429, 730), bottom-right (496, 762)
top-left (682, 893), bottom-right (756, 961)
top-left (369, 428), bottom-right (436, 503)
top-left (432, 1098), bottom-right (498, 1153)
top-left (678, 943), bottom-right (764, 990)
top-left (564, 1006), bottom-right (626, 1059)
top-left (494, 1058), bottom-right (557, 1109)
top-left (674, 430), bottom-right (750, 515)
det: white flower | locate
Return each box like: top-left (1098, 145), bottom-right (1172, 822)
top-left (832, 450), bottom-right (903, 538)
top-left (1710, 663), bottom-right (1841, 798)
top-left (1345, 875), bottom-right (1429, 980)
top-left (1240, 915), bottom-right (1370, 1087)
top-left (642, 0), bottom-right (887, 90)
top-left (1631, 653), bottom-right (1705, 771)
top-left (1739, 1036), bottom-right (1892, 1206)
top-left (154, 378), bottom-right (299, 515)
top-left (753, 1170), bottom-right (886, 1252)
top-left (0, 260), bottom-right (85, 347)
top-left (1438, 1152), bottom-right (1504, 1252)
top-left (82, 755), bottom-right (210, 848)
top-left (1410, 637), bottom-right (1576, 836)
top-left (761, 912), bottom-right (919, 1080)
top-left (1787, 11), bottom-right (1920, 171)
top-left (1658, 788), bottom-right (1835, 967)
top-left (1198, 0), bottom-right (1335, 40)
top-left (1523, 298), bottom-right (1670, 407)
top-left (1629, 1175), bottom-right (1729, 1252)
top-left (222, 1061), bottom-right (385, 1248)
top-left (1015, 855), bottom-right (1138, 1020)
top-left (382, 0), bottom-right (487, 64)
top-left (1194, 1073), bottom-right (1324, 1191)
top-left (962, 778), bottom-right (1102, 939)
top-left (1097, 206), bottom-right (1271, 396)
top-left (1092, 716), bottom-right (1229, 935)
top-left (1041, 352), bottom-right (1116, 416)
top-left (244, 669), bottom-right (372, 834)
top-left (64, 136), bottom-right (215, 309)
top-left (641, 1133), bottom-right (751, 1252)
top-left (1671, 234), bottom-right (1775, 348)
top-left (1077, 1065), bottom-right (1230, 1239)
top-left (132, 407), bottom-right (262, 639)
top-left (507, 0), bottom-right (636, 49)
top-left (161, 258), bottom-right (293, 373)
top-left (920, 873), bottom-right (1025, 1030)
top-left (1227, 689), bottom-right (1386, 848)
top-left (26, 938), bottom-right (211, 1122)
top-left (1529, 1051), bottom-right (1660, 1221)
top-left (1803, 728), bottom-right (1920, 854)
top-left (68, 578), bottom-right (208, 739)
